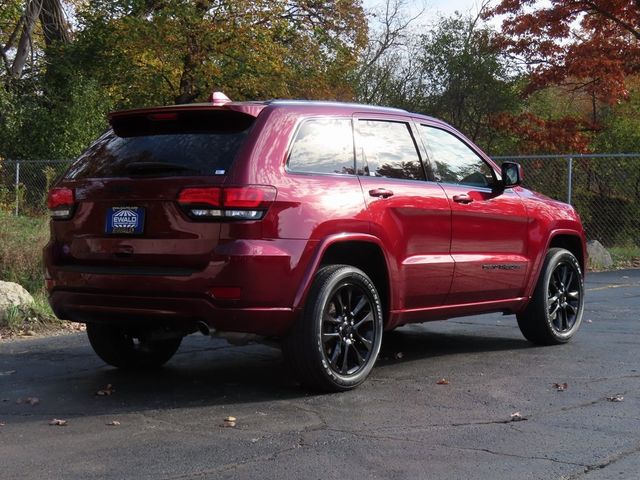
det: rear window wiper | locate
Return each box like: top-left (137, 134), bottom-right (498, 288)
top-left (125, 162), bottom-right (199, 174)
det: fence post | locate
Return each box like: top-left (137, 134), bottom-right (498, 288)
top-left (567, 156), bottom-right (573, 204)
top-left (14, 160), bottom-right (20, 216)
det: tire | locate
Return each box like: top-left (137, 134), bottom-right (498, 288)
top-left (86, 323), bottom-right (182, 369)
top-left (517, 248), bottom-right (585, 345)
top-left (283, 265), bottom-right (384, 392)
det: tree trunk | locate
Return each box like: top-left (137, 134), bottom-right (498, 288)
top-left (39, 0), bottom-right (71, 46)
top-left (10, 0), bottom-right (43, 79)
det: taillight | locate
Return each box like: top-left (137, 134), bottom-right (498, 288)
top-left (177, 185), bottom-right (276, 220)
top-left (47, 187), bottom-right (75, 220)
top-left (178, 187), bottom-right (222, 207)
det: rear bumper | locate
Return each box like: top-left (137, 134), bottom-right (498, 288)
top-left (44, 238), bottom-right (318, 337)
top-left (49, 290), bottom-right (296, 336)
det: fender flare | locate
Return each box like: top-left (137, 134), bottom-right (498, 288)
top-left (292, 233), bottom-right (394, 312)
top-left (524, 228), bottom-right (587, 299)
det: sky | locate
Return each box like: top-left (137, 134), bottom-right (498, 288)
top-left (362, 0), bottom-right (490, 25)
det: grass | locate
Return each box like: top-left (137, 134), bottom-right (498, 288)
top-left (0, 210), bottom-right (50, 293)
top-left (0, 210), bottom-right (60, 334)
top-left (609, 245), bottom-right (640, 269)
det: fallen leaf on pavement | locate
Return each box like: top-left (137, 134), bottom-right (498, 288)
top-left (394, 352), bottom-right (404, 360)
top-left (106, 420), bottom-right (121, 426)
top-left (0, 370), bottom-right (16, 376)
top-left (607, 395), bottom-right (624, 402)
top-left (436, 378), bottom-right (450, 385)
top-left (96, 384), bottom-right (115, 396)
top-left (223, 416), bottom-right (237, 428)
top-left (510, 412), bottom-right (526, 422)
top-left (554, 383), bottom-right (568, 391)
top-left (586, 319), bottom-right (593, 323)
top-left (49, 419), bottom-right (67, 426)
top-left (16, 397), bottom-right (40, 406)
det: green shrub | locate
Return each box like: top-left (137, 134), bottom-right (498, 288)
top-left (0, 210), bottom-right (49, 294)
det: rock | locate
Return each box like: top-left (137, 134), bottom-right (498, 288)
top-left (587, 240), bottom-right (613, 270)
top-left (0, 281), bottom-right (34, 324)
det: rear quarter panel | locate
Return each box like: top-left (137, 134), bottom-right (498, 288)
top-left (221, 106), bottom-right (370, 311)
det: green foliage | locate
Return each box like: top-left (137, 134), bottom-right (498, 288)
top-left (355, 12), bottom-right (521, 154)
top-left (0, 210), bottom-right (49, 294)
top-left (414, 14), bottom-right (521, 152)
top-left (0, 77), bottom-right (111, 160)
top-left (0, 293), bottom-right (59, 332)
top-left (609, 245), bottom-right (640, 269)
top-left (1, 1), bottom-right (366, 162)
top-left (2, 305), bottom-right (23, 331)
top-left (0, 207), bottom-right (58, 332)
top-left (593, 87), bottom-right (640, 153)
top-left (62, 0), bottom-right (366, 106)
top-left (573, 193), bottom-right (639, 247)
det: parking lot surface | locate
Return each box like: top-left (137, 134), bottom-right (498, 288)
top-left (1, 269), bottom-right (639, 479)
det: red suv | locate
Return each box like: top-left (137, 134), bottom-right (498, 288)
top-left (44, 95), bottom-right (586, 391)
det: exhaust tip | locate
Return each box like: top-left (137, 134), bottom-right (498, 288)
top-left (197, 321), bottom-right (211, 336)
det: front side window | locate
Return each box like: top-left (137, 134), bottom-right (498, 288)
top-left (357, 120), bottom-right (425, 180)
top-left (418, 125), bottom-right (495, 188)
top-left (287, 118), bottom-right (355, 175)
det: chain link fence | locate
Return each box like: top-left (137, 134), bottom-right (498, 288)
top-left (2, 155), bottom-right (639, 248)
top-left (1, 160), bottom-right (71, 216)
top-left (495, 154), bottom-right (640, 248)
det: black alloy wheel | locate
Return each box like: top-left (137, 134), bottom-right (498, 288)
top-left (283, 265), bottom-right (384, 391)
top-left (321, 281), bottom-right (377, 376)
top-left (547, 260), bottom-right (581, 334)
top-left (517, 248), bottom-right (585, 345)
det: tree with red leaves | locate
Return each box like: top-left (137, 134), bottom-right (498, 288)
top-left (485, 0), bottom-right (640, 153)
top-left (487, 1), bottom-right (639, 104)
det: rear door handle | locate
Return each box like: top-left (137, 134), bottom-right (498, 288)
top-left (452, 194), bottom-right (473, 204)
top-left (369, 188), bottom-right (394, 199)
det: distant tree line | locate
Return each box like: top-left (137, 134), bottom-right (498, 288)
top-left (0, 0), bottom-right (638, 161)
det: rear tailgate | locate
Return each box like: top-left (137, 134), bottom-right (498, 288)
top-left (48, 107), bottom-right (259, 274)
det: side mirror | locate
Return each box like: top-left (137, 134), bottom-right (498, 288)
top-left (501, 162), bottom-right (523, 189)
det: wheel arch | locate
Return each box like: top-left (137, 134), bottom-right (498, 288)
top-left (524, 229), bottom-right (587, 299)
top-left (548, 233), bottom-right (586, 273)
top-left (293, 234), bottom-right (392, 326)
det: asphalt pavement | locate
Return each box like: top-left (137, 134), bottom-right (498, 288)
top-left (1, 269), bottom-right (639, 480)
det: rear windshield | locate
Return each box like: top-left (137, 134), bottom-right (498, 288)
top-left (65, 110), bottom-right (254, 179)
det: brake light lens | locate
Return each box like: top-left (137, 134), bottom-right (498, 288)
top-left (47, 187), bottom-right (75, 219)
top-left (177, 185), bottom-right (276, 220)
top-left (178, 187), bottom-right (221, 207)
top-left (224, 187), bottom-right (266, 208)
top-left (148, 113), bottom-right (178, 121)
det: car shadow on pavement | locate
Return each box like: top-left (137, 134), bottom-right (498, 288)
top-left (377, 325), bottom-right (531, 368)
top-left (1, 323), bottom-right (533, 423)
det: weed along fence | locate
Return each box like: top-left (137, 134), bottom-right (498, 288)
top-left (1, 154), bottom-right (639, 249)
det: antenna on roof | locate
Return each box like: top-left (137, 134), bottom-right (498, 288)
top-left (209, 91), bottom-right (232, 106)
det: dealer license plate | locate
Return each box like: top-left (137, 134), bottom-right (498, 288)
top-left (105, 206), bottom-right (145, 235)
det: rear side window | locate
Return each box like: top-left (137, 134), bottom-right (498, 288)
top-left (287, 118), bottom-right (355, 175)
top-left (357, 120), bottom-right (425, 180)
top-left (65, 110), bottom-right (254, 179)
